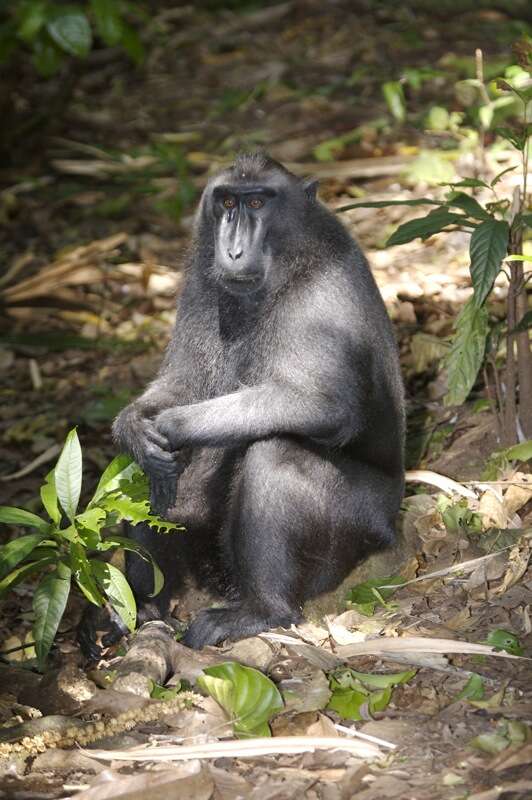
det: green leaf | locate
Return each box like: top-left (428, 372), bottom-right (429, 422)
top-left (54, 428), bottom-right (82, 522)
top-left (119, 22), bottom-right (144, 65)
top-left (198, 662), bottom-right (283, 739)
top-left (46, 9), bottom-right (92, 57)
top-left (32, 563), bottom-right (72, 668)
top-left (31, 33), bottom-right (65, 76)
top-left (101, 535), bottom-right (164, 597)
top-left (345, 669), bottom-right (417, 689)
top-left (387, 208), bottom-right (468, 247)
top-left (99, 492), bottom-right (177, 532)
top-left (382, 81), bottom-right (406, 123)
top-left (75, 507), bottom-right (106, 535)
top-left (40, 470), bottom-right (60, 525)
top-left (444, 178), bottom-right (490, 190)
top-left (89, 454), bottom-right (139, 507)
top-left (336, 198), bottom-right (441, 214)
top-left (150, 681), bottom-right (180, 700)
top-left (89, 0), bottom-right (123, 46)
top-left (0, 506), bottom-right (50, 533)
top-left (505, 254), bottom-right (532, 263)
top-left (505, 440), bottom-right (532, 462)
top-left (490, 166), bottom-right (517, 187)
top-left (445, 192), bottom-right (491, 221)
top-left (470, 733), bottom-right (510, 754)
top-left (455, 674), bottom-right (485, 702)
top-left (17, 1), bottom-right (47, 42)
top-left (70, 544), bottom-right (105, 606)
top-left (444, 298), bottom-right (489, 406)
top-left (0, 557), bottom-right (55, 598)
top-left (368, 687), bottom-right (392, 714)
top-left (345, 576), bottom-right (404, 616)
top-left (485, 628), bottom-right (523, 656)
top-left (327, 687), bottom-right (368, 720)
top-left (91, 560), bottom-right (136, 632)
top-left (0, 533), bottom-right (45, 580)
top-left (470, 219), bottom-right (509, 307)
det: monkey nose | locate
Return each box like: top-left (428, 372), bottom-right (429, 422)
top-left (228, 248), bottom-right (243, 261)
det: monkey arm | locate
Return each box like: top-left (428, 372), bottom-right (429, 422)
top-left (153, 381), bottom-right (356, 449)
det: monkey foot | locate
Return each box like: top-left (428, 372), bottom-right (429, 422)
top-left (181, 604), bottom-right (302, 649)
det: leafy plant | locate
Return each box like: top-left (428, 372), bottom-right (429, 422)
top-left (0, 0), bottom-right (144, 77)
top-left (327, 668), bottom-right (416, 721)
top-left (197, 662), bottom-right (283, 738)
top-left (485, 628), bottom-right (523, 656)
top-left (338, 55), bottom-right (532, 444)
top-left (0, 429), bottom-right (177, 669)
top-left (437, 496), bottom-right (483, 536)
top-left (345, 575), bottom-right (405, 616)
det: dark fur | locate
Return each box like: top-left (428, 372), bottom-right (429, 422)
top-left (78, 154), bottom-right (405, 655)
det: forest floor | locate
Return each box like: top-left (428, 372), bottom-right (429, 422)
top-left (0, 2), bottom-right (531, 799)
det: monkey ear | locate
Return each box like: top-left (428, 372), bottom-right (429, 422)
top-left (302, 178), bottom-right (319, 200)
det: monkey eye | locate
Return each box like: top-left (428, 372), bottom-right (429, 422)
top-left (223, 196), bottom-right (236, 209)
top-left (248, 197), bottom-right (264, 209)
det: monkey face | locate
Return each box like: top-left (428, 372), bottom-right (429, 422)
top-left (201, 154), bottom-right (319, 297)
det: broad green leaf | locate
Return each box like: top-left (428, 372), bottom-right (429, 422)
top-left (56, 524), bottom-right (83, 544)
top-left (91, 560), bottom-right (136, 631)
top-left (470, 219), bottom-right (509, 307)
top-left (55, 428), bottom-right (82, 521)
top-left (0, 557), bottom-right (55, 597)
top-left (387, 208), bottom-right (468, 247)
top-left (46, 10), bottom-right (92, 57)
top-left (90, 0), bottom-right (123, 46)
top-left (345, 575), bottom-right (404, 616)
top-left (485, 628), bottom-right (523, 656)
top-left (336, 198), bottom-right (441, 214)
top-left (101, 535), bottom-right (164, 597)
top-left (40, 470), bottom-right (60, 525)
top-left (446, 192), bottom-right (491, 221)
top-left (70, 543), bottom-right (105, 606)
top-left (0, 533), bottom-right (45, 580)
top-left (455, 674), bottom-right (485, 702)
top-left (368, 687), bottom-right (392, 714)
top-left (382, 81), bottom-right (405, 123)
top-left (444, 298), bottom-right (489, 406)
top-left (32, 37), bottom-right (63, 81)
top-left (99, 492), bottom-right (177, 532)
top-left (75, 507), bottom-right (106, 534)
top-left (198, 662), bottom-right (283, 739)
top-left (150, 681), bottom-right (180, 700)
top-left (0, 506), bottom-right (49, 533)
top-left (327, 687), bottom-right (368, 721)
top-left (505, 440), bottom-right (532, 462)
top-left (32, 563), bottom-right (71, 668)
top-left (470, 733), bottom-right (510, 754)
top-left (17, 1), bottom-right (47, 42)
top-left (89, 454), bottom-right (139, 507)
top-left (345, 669), bottom-right (416, 689)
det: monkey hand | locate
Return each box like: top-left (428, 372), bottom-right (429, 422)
top-left (113, 404), bottom-right (181, 479)
top-left (153, 406), bottom-right (188, 449)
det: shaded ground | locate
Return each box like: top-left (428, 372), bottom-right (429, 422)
top-left (0, 2), bottom-right (531, 799)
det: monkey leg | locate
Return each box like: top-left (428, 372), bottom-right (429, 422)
top-left (182, 437), bottom-right (399, 649)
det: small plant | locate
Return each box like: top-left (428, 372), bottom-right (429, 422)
top-left (0, 0), bottom-right (144, 77)
top-left (338, 53), bottom-right (532, 445)
top-left (0, 429), bottom-right (177, 669)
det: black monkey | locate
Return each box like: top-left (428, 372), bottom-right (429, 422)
top-left (79, 153), bottom-right (404, 655)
